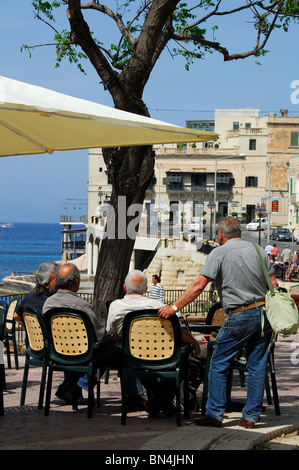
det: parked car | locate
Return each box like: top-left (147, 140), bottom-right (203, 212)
top-left (270, 228), bottom-right (292, 241)
top-left (246, 218), bottom-right (269, 231)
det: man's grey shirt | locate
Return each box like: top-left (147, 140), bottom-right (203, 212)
top-left (201, 238), bottom-right (274, 312)
top-left (42, 289), bottom-right (108, 341)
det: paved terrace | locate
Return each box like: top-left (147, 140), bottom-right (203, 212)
top-left (1, 333), bottom-right (299, 453)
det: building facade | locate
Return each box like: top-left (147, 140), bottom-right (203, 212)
top-left (86, 108), bottom-right (299, 274)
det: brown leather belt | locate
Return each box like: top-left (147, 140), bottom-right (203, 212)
top-left (231, 301), bottom-right (265, 314)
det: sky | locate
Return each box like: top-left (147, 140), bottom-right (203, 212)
top-left (0, 1), bottom-right (299, 223)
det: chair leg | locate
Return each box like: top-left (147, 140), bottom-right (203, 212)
top-left (38, 364), bottom-right (48, 410)
top-left (44, 367), bottom-right (53, 416)
top-left (121, 372), bottom-right (128, 425)
top-left (183, 366), bottom-right (190, 420)
top-left (268, 352), bottom-right (280, 416)
top-left (96, 369), bottom-right (101, 408)
top-left (175, 375), bottom-right (181, 426)
top-left (104, 368), bottom-right (110, 384)
top-left (5, 340), bottom-right (11, 369)
top-left (12, 336), bottom-right (19, 370)
top-left (0, 364), bottom-right (4, 416)
top-left (20, 359), bottom-right (29, 406)
top-left (87, 374), bottom-right (93, 419)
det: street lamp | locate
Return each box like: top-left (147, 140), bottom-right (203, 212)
top-left (208, 200), bottom-right (216, 240)
top-left (255, 202), bottom-right (267, 246)
top-left (181, 196), bottom-right (187, 232)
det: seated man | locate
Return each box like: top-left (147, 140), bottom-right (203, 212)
top-left (14, 261), bottom-right (58, 327)
top-left (107, 269), bottom-right (200, 417)
top-left (42, 262), bottom-right (144, 410)
top-left (42, 262), bottom-right (118, 404)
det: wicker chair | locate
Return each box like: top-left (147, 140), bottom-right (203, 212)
top-left (118, 309), bottom-right (190, 426)
top-left (44, 308), bottom-right (112, 418)
top-left (20, 307), bottom-right (48, 409)
top-left (3, 298), bottom-right (20, 369)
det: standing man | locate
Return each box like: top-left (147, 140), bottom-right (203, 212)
top-left (158, 217), bottom-right (278, 429)
top-left (150, 274), bottom-right (164, 301)
top-left (281, 245), bottom-right (292, 268)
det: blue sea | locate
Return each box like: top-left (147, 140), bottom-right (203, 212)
top-left (0, 223), bottom-right (62, 284)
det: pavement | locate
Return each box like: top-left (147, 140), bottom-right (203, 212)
top-left (1, 333), bottom-right (299, 453)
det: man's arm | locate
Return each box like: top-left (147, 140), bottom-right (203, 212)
top-left (181, 328), bottom-right (201, 356)
top-left (158, 274), bottom-right (212, 318)
top-left (270, 273), bottom-right (279, 288)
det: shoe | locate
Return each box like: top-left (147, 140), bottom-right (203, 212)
top-left (162, 403), bottom-right (177, 417)
top-left (238, 418), bottom-right (255, 428)
top-left (127, 395), bottom-right (147, 411)
top-left (55, 389), bottom-right (73, 404)
top-left (194, 415), bottom-right (222, 427)
top-left (145, 401), bottom-right (160, 417)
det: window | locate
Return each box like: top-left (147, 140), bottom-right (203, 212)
top-left (245, 123), bottom-right (251, 128)
top-left (290, 132), bottom-right (299, 147)
top-left (249, 139), bottom-right (256, 150)
top-left (245, 176), bottom-right (258, 187)
top-left (233, 122), bottom-right (239, 130)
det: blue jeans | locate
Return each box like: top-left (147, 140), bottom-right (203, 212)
top-left (206, 305), bottom-right (272, 423)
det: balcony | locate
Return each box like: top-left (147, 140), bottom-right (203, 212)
top-left (60, 199), bottom-right (88, 225)
top-left (166, 183), bottom-right (232, 195)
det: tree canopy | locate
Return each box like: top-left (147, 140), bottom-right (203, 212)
top-left (26, 0), bottom-right (299, 321)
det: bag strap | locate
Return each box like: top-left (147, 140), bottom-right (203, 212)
top-left (253, 243), bottom-right (275, 296)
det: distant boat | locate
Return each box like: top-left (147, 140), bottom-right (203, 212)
top-left (0, 223), bottom-right (13, 228)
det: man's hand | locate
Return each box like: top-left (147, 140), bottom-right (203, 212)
top-left (158, 305), bottom-right (176, 318)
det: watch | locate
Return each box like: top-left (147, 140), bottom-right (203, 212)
top-left (171, 304), bottom-right (178, 312)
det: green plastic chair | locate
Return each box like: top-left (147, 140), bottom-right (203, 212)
top-left (3, 297), bottom-right (20, 369)
top-left (44, 307), bottom-right (113, 419)
top-left (118, 309), bottom-right (190, 426)
top-left (20, 307), bottom-right (49, 409)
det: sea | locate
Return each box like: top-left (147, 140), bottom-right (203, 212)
top-left (0, 222), bottom-right (62, 284)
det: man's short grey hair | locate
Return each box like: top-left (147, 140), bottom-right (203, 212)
top-left (34, 262), bottom-right (58, 295)
top-left (56, 263), bottom-right (80, 289)
top-left (125, 270), bottom-right (147, 294)
top-left (218, 217), bottom-right (241, 239)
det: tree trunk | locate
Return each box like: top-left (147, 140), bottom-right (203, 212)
top-left (93, 145), bottom-right (154, 322)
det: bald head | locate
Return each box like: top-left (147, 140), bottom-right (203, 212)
top-left (56, 263), bottom-right (80, 291)
top-left (124, 270), bottom-right (147, 294)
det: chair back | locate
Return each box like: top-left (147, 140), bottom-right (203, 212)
top-left (44, 308), bottom-right (97, 365)
top-left (22, 307), bottom-right (47, 360)
top-left (4, 298), bottom-right (20, 334)
top-left (121, 309), bottom-right (183, 370)
top-left (206, 302), bottom-right (228, 326)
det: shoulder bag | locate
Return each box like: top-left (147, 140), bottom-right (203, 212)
top-left (253, 243), bottom-right (299, 337)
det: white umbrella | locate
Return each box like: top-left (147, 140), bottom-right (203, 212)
top-left (0, 76), bottom-right (217, 157)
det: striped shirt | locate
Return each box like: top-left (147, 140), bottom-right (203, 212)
top-left (150, 283), bottom-right (164, 301)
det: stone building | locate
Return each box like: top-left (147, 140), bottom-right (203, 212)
top-left (86, 108), bottom-right (299, 278)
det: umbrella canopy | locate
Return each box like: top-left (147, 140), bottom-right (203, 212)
top-left (0, 76), bottom-right (218, 157)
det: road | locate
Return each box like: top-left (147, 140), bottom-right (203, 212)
top-left (241, 228), bottom-right (297, 255)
